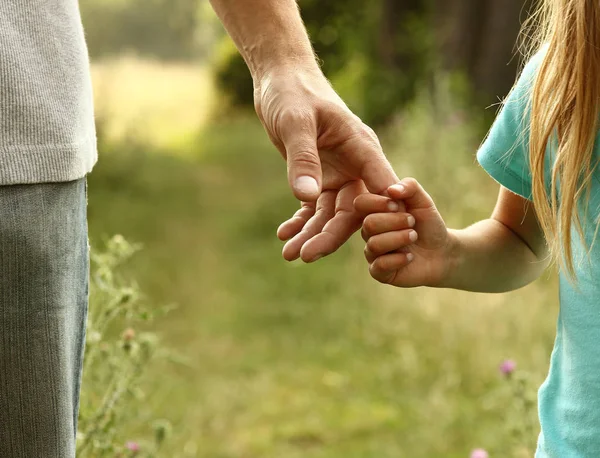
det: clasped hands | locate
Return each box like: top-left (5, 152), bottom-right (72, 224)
top-left (254, 66), bottom-right (450, 286)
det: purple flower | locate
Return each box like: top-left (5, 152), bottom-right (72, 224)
top-left (125, 441), bottom-right (140, 453)
top-left (499, 359), bottom-right (516, 376)
top-left (470, 448), bottom-right (489, 458)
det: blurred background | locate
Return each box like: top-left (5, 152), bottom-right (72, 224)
top-left (79, 0), bottom-right (557, 457)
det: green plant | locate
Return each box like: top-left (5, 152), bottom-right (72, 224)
top-left (77, 235), bottom-right (172, 458)
top-left (475, 360), bottom-right (540, 458)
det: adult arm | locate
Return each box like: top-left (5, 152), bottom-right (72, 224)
top-left (209, 0), bottom-right (400, 262)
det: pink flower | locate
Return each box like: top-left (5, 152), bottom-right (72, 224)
top-left (125, 441), bottom-right (140, 453)
top-left (470, 448), bottom-right (489, 458)
top-left (499, 359), bottom-right (516, 376)
top-left (122, 328), bottom-right (136, 341)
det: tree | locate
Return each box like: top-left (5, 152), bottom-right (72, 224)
top-left (434, 0), bottom-right (536, 105)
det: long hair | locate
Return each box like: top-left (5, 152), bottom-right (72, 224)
top-left (522, 0), bottom-right (600, 279)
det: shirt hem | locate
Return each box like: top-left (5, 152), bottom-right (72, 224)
top-left (0, 134), bottom-right (97, 185)
top-left (477, 147), bottom-right (533, 200)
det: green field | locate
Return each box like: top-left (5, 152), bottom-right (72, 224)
top-left (86, 59), bottom-right (558, 458)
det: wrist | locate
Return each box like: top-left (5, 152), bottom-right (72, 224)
top-left (435, 229), bottom-right (462, 289)
top-left (253, 57), bottom-right (322, 91)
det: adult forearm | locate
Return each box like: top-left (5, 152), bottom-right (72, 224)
top-left (441, 219), bottom-right (548, 293)
top-left (209, 0), bottom-right (320, 81)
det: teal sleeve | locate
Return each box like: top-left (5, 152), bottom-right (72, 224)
top-left (476, 53), bottom-right (545, 201)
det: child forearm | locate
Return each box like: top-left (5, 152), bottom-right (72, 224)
top-left (440, 219), bottom-right (549, 293)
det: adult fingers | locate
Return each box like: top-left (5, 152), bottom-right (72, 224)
top-left (343, 124), bottom-right (399, 195)
top-left (277, 202), bottom-right (316, 241)
top-left (281, 191), bottom-right (336, 261)
top-left (354, 193), bottom-right (400, 216)
top-left (299, 181), bottom-right (366, 262)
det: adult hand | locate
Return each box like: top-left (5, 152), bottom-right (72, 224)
top-left (254, 65), bottom-right (400, 262)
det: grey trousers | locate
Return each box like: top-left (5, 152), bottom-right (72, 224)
top-left (0, 178), bottom-right (88, 458)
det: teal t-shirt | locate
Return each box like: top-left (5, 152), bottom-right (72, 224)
top-left (477, 52), bottom-right (600, 457)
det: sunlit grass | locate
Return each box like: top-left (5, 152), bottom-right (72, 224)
top-left (91, 56), bottom-right (215, 152)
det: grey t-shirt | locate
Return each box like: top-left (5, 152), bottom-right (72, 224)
top-left (0, 1), bottom-right (97, 185)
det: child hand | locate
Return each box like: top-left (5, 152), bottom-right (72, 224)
top-left (354, 178), bottom-right (451, 287)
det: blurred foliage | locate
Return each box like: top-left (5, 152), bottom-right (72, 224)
top-left (213, 39), bottom-right (255, 108)
top-left (78, 236), bottom-right (174, 458)
top-left (80, 0), bottom-right (203, 60)
top-left (79, 0), bottom-right (527, 127)
top-left (213, 0), bottom-right (432, 125)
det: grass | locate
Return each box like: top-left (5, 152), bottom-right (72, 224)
top-left (87, 59), bottom-right (559, 457)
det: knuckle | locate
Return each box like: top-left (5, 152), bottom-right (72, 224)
top-left (368, 262), bottom-right (379, 276)
top-left (279, 108), bottom-right (308, 125)
top-left (355, 127), bottom-right (379, 148)
top-left (376, 257), bottom-right (388, 271)
top-left (318, 100), bottom-right (352, 121)
top-left (398, 212), bottom-right (412, 227)
top-left (362, 123), bottom-right (381, 145)
top-left (290, 150), bottom-right (320, 167)
top-left (363, 216), bottom-right (377, 235)
top-left (253, 100), bottom-right (262, 118)
top-left (369, 263), bottom-right (386, 284)
top-left (366, 238), bottom-right (377, 253)
top-left (339, 118), bottom-right (379, 148)
top-left (353, 195), bottom-right (366, 210)
top-left (366, 238), bottom-right (379, 254)
top-left (402, 177), bottom-right (419, 189)
top-left (361, 227), bottom-right (369, 242)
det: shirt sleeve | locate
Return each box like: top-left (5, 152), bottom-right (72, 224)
top-left (476, 52), bottom-right (545, 201)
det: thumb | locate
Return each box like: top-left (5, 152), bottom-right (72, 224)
top-left (280, 114), bottom-right (322, 202)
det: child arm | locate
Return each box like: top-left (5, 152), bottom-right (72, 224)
top-left (356, 180), bottom-right (549, 292)
top-left (442, 186), bottom-right (549, 292)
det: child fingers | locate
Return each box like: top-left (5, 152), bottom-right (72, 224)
top-left (364, 245), bottom-right (376, 263)
top-left (387, 177), bottom-right (435, 210)
top-left (354, 193), bottom-right (401, 215)
top-left (369, 252), bottom-right (414, 283)
top-left (366, 230), bottom-right (418, 257)
top-left (364, 244), bottom-right (411, 263)
top-left (363, 212), bottom-right (416, 237)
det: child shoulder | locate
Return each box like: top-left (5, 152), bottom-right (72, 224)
top-left (519, 46), bottom-right (548, 84)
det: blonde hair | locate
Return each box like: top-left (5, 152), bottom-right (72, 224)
top-left (522, 0), bottom-right (600, 279)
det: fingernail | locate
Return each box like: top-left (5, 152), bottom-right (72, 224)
top-left (390, 184), bottom-right (405, 193)
top-left (387, 201), bottom-right (399, 212)
top-left (295, 176), bottom-right (319, 196)
top-left (409, 230), bottom-right (418, 242)
top-left (407, 215), bottom-right (415, 227)
top-left (310, 254), bottom-right (323, 262)
top-left (406, 253), bottom-right (414, 262)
